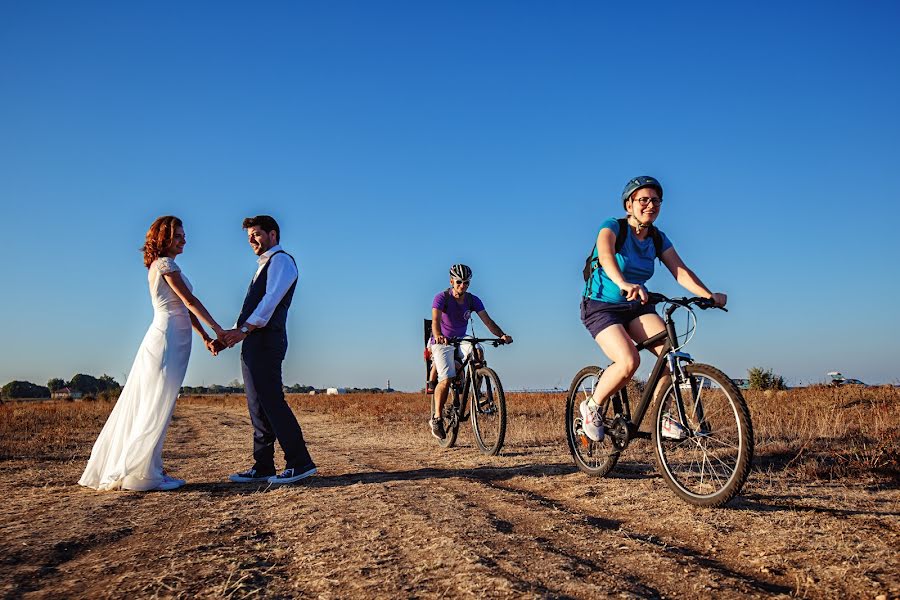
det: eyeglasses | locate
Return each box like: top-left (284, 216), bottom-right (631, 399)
top-left (634, 197), bottom-right (663, 207)
top-left (453, 279), bottom-right (471, 286)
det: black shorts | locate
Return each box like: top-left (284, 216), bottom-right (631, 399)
top-left (581, 297), bottom-right (657, 338)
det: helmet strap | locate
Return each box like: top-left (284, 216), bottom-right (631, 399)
top-left (627, 215), bottom-right (649, 233)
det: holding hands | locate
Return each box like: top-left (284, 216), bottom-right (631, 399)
top-left (203, 325), bottom-right (227, 356)
top-left (205, 326), bottom-right (253, 356)
top-left (221, 327), bottom-right (251, 348)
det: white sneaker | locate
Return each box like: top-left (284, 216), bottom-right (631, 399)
top-left (661, 413), bottom-right (687, 440)
top-left (155, 475), bottom-right (185, 491)
top-left (579, 400), bottom-right (604, 442)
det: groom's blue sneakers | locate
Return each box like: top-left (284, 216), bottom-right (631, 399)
top-left (228, 467), bottom-right (276, 483)
top-left (267, 465), bottom-right (317, 485)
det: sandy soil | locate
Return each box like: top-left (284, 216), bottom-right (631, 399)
top-left (1, 401), bottom-right (897, 599)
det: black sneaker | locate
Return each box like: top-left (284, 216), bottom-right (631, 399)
top-left (430, 417), bottom-right (446, 440)
top-left (228, 467), bottom-right (275, 483)
top-left (267, 465), bottom-right (317, 485)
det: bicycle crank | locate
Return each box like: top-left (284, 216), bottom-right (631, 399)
top-left (607, 416), bottom-right (631, 451)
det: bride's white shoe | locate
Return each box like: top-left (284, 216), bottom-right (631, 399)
top-left (155, 474), bottom-right (186, 491)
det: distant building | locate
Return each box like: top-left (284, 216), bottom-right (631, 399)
top-left (326, 387), bottom-right (346, 395)
top-left (51, 387), bottom-right (82, 400)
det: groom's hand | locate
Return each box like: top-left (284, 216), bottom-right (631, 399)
top-left (221, 329), bottom-right (246, 348)
top-left (206, 339), bottom-right (225, 355)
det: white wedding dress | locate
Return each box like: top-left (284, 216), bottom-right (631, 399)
top-left (79, 257), bottom-right (193, 491)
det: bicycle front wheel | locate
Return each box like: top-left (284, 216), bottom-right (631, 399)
top-left (652, 363), bottom-right (754, 507)
top-left (565, 366), bottom-right (620, 477)
top-left (470, 367), bottom-right (507, 456)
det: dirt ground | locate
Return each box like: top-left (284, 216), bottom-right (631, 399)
top-left (1, 399), bottom-right (897, 599)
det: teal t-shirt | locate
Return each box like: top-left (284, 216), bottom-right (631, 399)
top-left (585, 218), bottom-right (673, 303)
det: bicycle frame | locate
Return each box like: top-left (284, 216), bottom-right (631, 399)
top-left (611, 301), bottom-right (699, 442)
top-left (448, 340), bottom-right (490, 419)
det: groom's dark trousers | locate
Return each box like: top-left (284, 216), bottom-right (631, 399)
top-left (238, 251), bottom-right (313, 473)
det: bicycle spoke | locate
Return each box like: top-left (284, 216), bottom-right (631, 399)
top-left (654, 364), bottom-right (753, 506)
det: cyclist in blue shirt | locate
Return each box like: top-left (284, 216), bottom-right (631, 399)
top-left (580, 176), bottom-right (727, 442)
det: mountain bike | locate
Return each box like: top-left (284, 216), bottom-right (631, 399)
top-left (424, 333), bottom-right (508, 456)
top-left (566, 293), bottom-right (753, 507)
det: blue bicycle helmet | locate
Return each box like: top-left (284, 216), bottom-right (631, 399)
top-left (622, 176), bottom-right (663, 209)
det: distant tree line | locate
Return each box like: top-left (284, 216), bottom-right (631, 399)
top-left (1, 381), bottom-right (50, 400)
top-left (3, 373), bottom-right (396, 401)
top-left (1, 374), bottom-right (121, 400)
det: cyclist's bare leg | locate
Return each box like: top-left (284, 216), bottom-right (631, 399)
top-left (434, 379), bottom-right (450, 419)
top-left (626, 312), bottom-right (667, 357)
top-left (591, 324), bottom-right (640, 404)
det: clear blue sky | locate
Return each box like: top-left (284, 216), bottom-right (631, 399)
top-left (2, 1), bottom-right (899, 391)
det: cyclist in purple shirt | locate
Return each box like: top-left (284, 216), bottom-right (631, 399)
top-left (429, 264), bottom-right (513, 440)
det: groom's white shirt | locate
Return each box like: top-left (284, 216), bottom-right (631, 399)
top-left (243, 244), bottom-right (299, 328)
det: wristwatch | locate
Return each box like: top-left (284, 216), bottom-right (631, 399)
top-left (239, 325), bottom-right (251, 335)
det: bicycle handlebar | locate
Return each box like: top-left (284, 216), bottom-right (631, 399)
top-left (446, 337), bottom-right (511, 347)
top-left (646, 292), bottom-right (727, 312)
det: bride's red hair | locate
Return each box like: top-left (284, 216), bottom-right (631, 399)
top-left (142, 216), bottom-right (183, 268)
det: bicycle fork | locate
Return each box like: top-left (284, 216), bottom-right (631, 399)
top-left (666, 351), bottom-right (707, 434)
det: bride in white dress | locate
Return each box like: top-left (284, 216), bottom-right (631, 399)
top-left (79, 216), bottom-right (224, 491)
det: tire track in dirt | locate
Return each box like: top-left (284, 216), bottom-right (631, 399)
top-left (307, 420), bottom-right (793, 598)
top-left (305, 425), bottom-right (649, 597)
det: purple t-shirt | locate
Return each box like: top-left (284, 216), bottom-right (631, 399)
top-left (432, 290), bottom-right (485, 338)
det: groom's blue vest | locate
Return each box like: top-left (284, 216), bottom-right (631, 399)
top-left (237, 250), bottom-right (297, 333)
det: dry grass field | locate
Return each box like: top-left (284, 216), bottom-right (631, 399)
top-left (0, 385), bottom-right (897, 598)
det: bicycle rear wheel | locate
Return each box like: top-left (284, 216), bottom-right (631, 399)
top-left (431, 387), bottom-right (459, 448)
top-left (470, 367), bottom-right (507, 456)
top-left (565, 366), bottom-right (621, 477)
top-left (652, 363), bottom-right (754, 507)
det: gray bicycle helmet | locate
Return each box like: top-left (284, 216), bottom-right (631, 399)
top-left (622, 175), bottom-right (663, 209)
top-left (449, 263), bottom-right (472, 282)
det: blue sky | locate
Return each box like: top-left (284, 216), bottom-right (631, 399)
top-left (2, 1), bottom-right (898, 391)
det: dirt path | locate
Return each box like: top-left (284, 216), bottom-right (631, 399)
top-left (1, 402), bottom-right (897, 599)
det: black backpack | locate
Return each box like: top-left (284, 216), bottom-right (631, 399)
top-left (582, 218), bottom-right (663, 282)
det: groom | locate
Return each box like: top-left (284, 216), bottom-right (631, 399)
top-left (217, 215), bottom-right (316, 485)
